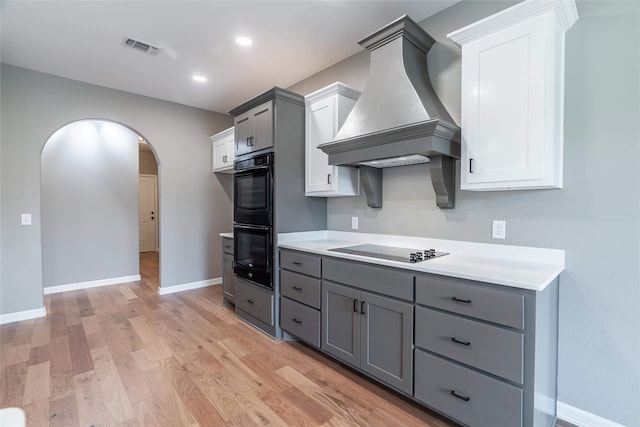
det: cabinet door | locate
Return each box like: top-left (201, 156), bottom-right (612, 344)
top-left (213, 138), bottom-right (230, 171)
top-left (235, 112), bottom-right (253, 156)
top-left (306, 97), bottom-right (336, 193)
top-left (252, 101), bottom-right (273, 152)
top-left (321, 281), bottom-right (360, 366)
top-left (460, 16), bottom-right (551, 190)
top-left (360, 292), bottom-right (414, 394)
top-left (222, 252), bottom-right (235, 304)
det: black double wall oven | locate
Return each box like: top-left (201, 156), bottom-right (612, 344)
top-left (233, 151), bottom-right (274, 289)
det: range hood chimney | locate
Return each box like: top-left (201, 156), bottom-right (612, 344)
top-left (318, 15), bottom-right (460, 208)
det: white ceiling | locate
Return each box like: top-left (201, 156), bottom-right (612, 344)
top-left (0, 1), bottom-right (459, 114)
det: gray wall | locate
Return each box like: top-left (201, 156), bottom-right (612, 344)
top-left (1, 64), bottom-right (234, 315)
top-left (139, 149), bottom-right (158, 175)
top-left (41, 120), bottom-right (139, 287)
top-left (290, 1), bottom-right (640, 426)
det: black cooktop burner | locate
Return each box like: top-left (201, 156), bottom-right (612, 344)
top-left (328, 244), bottom-right (448, 263)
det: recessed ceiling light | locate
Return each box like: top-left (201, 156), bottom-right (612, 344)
top-left (192, 75), bottom-right (207, 83)
top-left (235, 36), bottom-right (253, 47)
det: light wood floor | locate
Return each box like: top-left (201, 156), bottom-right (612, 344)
top-left (1, 252), bottom-right (575, 426)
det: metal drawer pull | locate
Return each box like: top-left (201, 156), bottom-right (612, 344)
top-left (451, 337), bottom-right (471, 346)
top-left (450, 390), bottom-right (470, 402)
top-left (451, 297), bottom-right (471, 304)
top-left (293, 318), bottom-right (303, 324)
top-left (247, 299), bottom-right (255, 304)
top-left (292, 286), bottom-right (303, 291)
top-left (353, 299), bottom-right (359, 312)
top-left (360, 301), bottom-right (366, 315)
top-left (292, 261), bottom-right (303, 266)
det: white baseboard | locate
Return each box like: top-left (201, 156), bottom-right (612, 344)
top-left (558, 401), bottom-right (626, 427)
top-left (0, 306), bottom-right (47, 325)
top-left (43, 274), bottom-right (141, 295)
top-left (157, 277), bottom-right (221, 295)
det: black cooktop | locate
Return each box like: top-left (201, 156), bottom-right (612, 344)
top-left (328, 244), bottom-right (448, 263)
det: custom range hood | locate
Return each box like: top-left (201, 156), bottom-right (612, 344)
top-left (318, 16), bottom-right (460, 208)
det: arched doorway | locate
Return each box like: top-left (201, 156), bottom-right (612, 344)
top-left (40, 119), bottom-right (160, 293)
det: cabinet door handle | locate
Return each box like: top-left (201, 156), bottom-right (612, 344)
top-left (353, 299), bottom-right (359, 312)
top-left (451, 297), bottom-right (472, 304)
top-left (247, 299), bottom-right (255, 304)
top-left (246, 137), bottom-right (251, 146)
top-left (293, 318), bottom-right (303, 324)
top-left (249, 136), bottom-right (254, 146)
top-left (450, 390), bottom-right (470, 402)
top-left (327, 173), bottom-right (332, 184)
top-left (450, 337), bottom-right (471, 346)
top-left (292, 261), bottom-right (303, 266)
top-left (469, 158), bottom-right (474, 173)
top-left (223, 155), bottom-right (227, 163)
top-left (360, 301), bottom-right (365, 315)
top-left (292, 286), bottom-right (303, 292)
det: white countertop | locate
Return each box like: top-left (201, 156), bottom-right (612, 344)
top-left (219, 232), bottom-right (233, 239)
top-left (278, 231), bottom-right (564, 291)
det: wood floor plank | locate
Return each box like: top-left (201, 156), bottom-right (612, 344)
top-left (0, 361), bottom-right (27, 406)
top-left (22, 361), bottom-right (50, 405)
top-left (63, 291), bottom-right (82, 326)
top-left (73, 370), bottom-right (105, 421)
top-left (119, 286), bottom-right (138, 300)
top-left (22, 397), bottom-right (50, 426)
top-left (113, 352), bottom-right (153, 405)
top-left (50, 370), bottom-right (76, 401)
top-left (27, 343), bottom-right (50, 366)
top-left (90, 346), bottom-right (136, 424)
top-left (76, 290), bottom-right (95, 318)
top-left (81, 314), bottom-right (102, 335)
top-left (141, 365), bottom-right (197, 426)
top-left (67, 324), bottom-right (94, 375)
top-left (50, 393), bottom-right (80, 427)
top-left (159, 356), bottom-right (227, 427)
top-left (50, 335), bottom-right (73, 374)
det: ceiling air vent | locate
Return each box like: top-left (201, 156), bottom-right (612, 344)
top-left (123, 37), bottom-right (161, 55)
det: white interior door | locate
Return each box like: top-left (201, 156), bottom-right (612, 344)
top-left (139, 174), bottom-right (158, 252)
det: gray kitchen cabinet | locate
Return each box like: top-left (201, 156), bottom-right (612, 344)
top-left (235, 277), bottom-right (274, 327)
top-left (321, 280), bottom-right (414, 394)
top-left (229, 88), bottom-right (326, 339)
top-left (221, 237), bottom-right (235, 306)
top-left (415, 273), bottom-right (559, 427)
top-left (280, 249), bottom-right (323, 347)
top-left (233, 100), bottom-right (273, 156)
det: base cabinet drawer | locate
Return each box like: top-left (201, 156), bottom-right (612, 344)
top-left (416, 275), bottom-right (524, 329)
top-left (280, 270), bottom-right (321, 309)
top-left (280, 250), bottom-right (321, 277)
top-left (415, 350), bottom-right (523, 427)
top-left (281, 297), bottom-right (320, 347)
top-left (415, 307), bottom-right (524, 384)
top-left (235, 280), bottom-right (274, 326)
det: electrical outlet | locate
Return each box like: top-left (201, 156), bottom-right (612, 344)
top-left (351, 216), bottom-right (359, 230)
top-left (492, 220), bottom-right (506, 239)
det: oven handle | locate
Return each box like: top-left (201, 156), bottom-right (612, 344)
top-left (234, 165), bottom-right (271, 174)
top-left (233, 224), bottom-right (272, 232)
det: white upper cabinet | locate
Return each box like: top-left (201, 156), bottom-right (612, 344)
top-left (305, 82), bottom-right (360, 197)
top-left (211, 127), bottom-right (235, 173)
top-left (448, 0), bottom-right (578, 191)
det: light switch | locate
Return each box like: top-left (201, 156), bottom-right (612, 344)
top-left (21, 214), bottom-right (32, 226)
